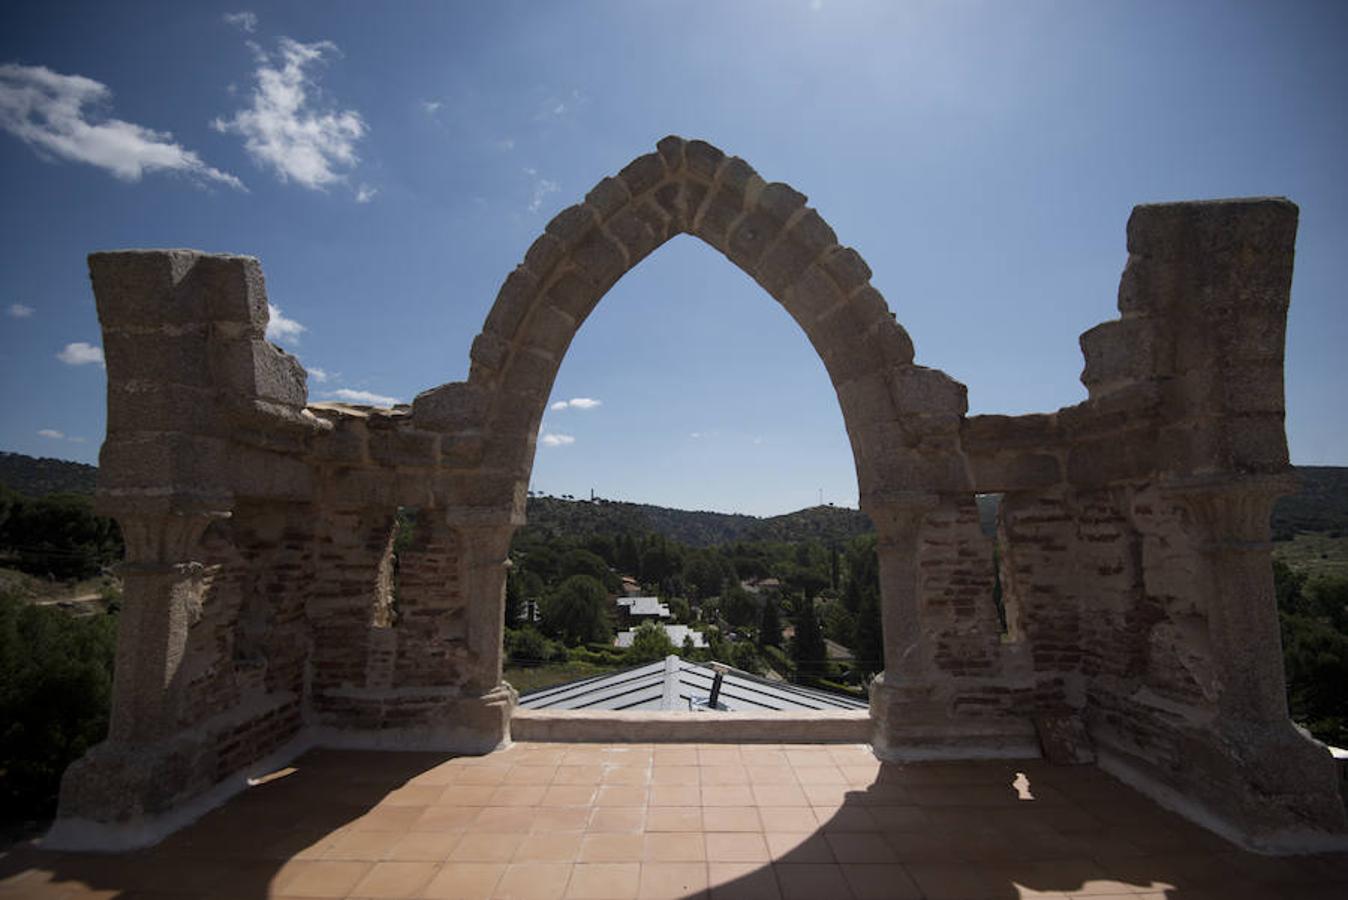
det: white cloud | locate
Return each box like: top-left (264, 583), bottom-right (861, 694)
top-left (265, 303), bottom-right (305, 344)
top-left (810, 0), bottom-right (824, 10)
top-left (213, 38), bottom-right (366, 191)
top-left (355, 183), bottom-right (376, 203)
top-left (540, 433), bottom-right (575, 447)
top-left (223, 11), bottom-right (258, 32)
top-left (0, 63), bottom-right (244, 189)
top-left (527, 169), bottom-right (559, 213)
top-left (307, 366), bottom-right (329, 383)
top-left (37, 428), bottom-right (64, 439)
top-left (496, 137), bottom-right (514, 151)
top-left (420, 99), bottom-right (441, 115)
top-left (549, 397), bottom-right (602, 411)
top-left (7, 303), bottom-right (33, 318)
top-left (56, 342), bottom-right (104, 366)
top-left (325, 388), bottom-right (399, 407)
top-left (690, 432), bottom-right (702, 439)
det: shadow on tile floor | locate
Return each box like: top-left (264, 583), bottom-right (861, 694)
top-left (0, 746), bottom-right (1344, 899)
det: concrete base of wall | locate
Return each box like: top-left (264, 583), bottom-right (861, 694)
top-left (511, 709), bottom-right (873, 744)
top-left (1097, 745), bottom-right (1348, 856)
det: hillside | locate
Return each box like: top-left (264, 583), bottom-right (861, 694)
top-left (2, 450), bottom-right (1344, 545)
top-left (522, 496), bottom-right (872, 547)
top-left (1272, 466), bottom-right (1348, 539)
top-left (0, 452), bottom-right (97, 497)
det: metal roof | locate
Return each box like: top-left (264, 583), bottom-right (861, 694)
top-left (517, 655), bottom-right (869, 713)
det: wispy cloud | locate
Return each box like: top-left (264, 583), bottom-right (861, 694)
top-left (324, 388), bottom-right (399, 407)
top-left (213, 38), bottom-right (365, 192)
top-left (307, 366), bottom-right (330, 383)
top-left (6, 303), bottom-right (33, 318)
top-left (535, 89), bottom-right (587, 121)
top-left (355, 183), bottom-right (376, 203)
top-left (265, 303), bottom-right (305, 344)
top-left (540, 432), bottom-right (575, 447)
top-left (495, 137), bottom-right (514, 151)
top-left (223, 11), bottom-right (258, 33)
top-left (36, 428), bottom-right (87, 443)
top-left (420, 99), bottom-right (441, 116)
top-left (56, 342), bottom-right (104, 366)
top-left (0, 63), bottom-right (244, 189)
top-left (550, 397), bottom-right (601, 411)
top-left (524, 167), bottom-right (559, 213)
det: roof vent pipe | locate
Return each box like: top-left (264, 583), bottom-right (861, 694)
top-left (708, 662), bottom-right (728, 709)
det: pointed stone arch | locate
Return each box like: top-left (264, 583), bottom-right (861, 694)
top-left (411, 136), bottom-right (971, 520)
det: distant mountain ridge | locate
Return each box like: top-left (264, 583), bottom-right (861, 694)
top-left (2, 451), bottom-right (1343, 545)
top-left (0, 452), bottom-right (97, 497)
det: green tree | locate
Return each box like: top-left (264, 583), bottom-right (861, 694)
top-left (625, 621), bottom-right (676, 664)
top-left (719, 581), bottom-right (759, 629)
top-left (560, 548), bottom-right (620, 593)
top-left (791, 598), bottom-right (828, 685)
top-left (0, 591), bottom-right (118, 819)
top-left (759, 599), bottom-right (782, 648)
top-left (682, 554), bottom-right (724, 600)
top-left (541, 575), bottom-right (613, 646)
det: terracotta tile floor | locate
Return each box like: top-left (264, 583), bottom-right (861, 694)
top-left (2, 743), bottom-right (1345, 899)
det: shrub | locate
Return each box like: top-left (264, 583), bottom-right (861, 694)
top-left (0, 591), bottom-right (117, 823)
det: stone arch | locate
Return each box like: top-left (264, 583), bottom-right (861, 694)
top-left (412, 136), bottom-right (972, 519)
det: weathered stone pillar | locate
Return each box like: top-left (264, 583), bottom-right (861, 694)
top-left (1172, 477), bottom-right (1295, 724)
top-left (867, 493), bottom-right (939, 758)
top-left (106, 513), bottom-right (222, 743)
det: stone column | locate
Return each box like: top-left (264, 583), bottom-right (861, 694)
top-left (449, 515), bottom-right (517, 747)
top-left (865, 493), bottom-right (938, 758)
top-left (106, 512), bottom-right (222, 743)
top-left (1172, 477), bottom-right (1294, 724)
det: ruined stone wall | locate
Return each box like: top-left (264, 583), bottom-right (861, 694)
top-left (50, 140), bottom-right (1346, 854)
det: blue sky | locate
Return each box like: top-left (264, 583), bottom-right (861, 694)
top-left (1, 1), bottom-right (1345, 516)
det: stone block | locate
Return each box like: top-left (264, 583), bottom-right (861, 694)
top-left (523, 233), bottom-right (565, 279)
top-left (968, 451), bottom-right (1063, 493)
top-left (89, 249), bottom-right (204, 327)
top-left (369, 427), bottom-right (441, 469)
top-left (619, 152), bottom-right (666, 196)
top-left (693, 184), bottom-right (745, 247)
top-left (872, 319), bottom-right (916, 367)
top-left (756, 182), bottom-right (806, 222)
top-left (585, 176), bottom-right (631, 221)
top-left (684, 140), bottom-right (725, 180)
top-left (544, 271), bottom-right (603, 324)
top-left (1221, 362), bottom-right (1284, 415)
top-left (518, 302), bottom-right (577, 360)
top-left (501, 346), bottom-right (560, 400)
top-left (441, 432), bottom-right (486, 468)
top-left (103, 327), bottom-right (212, 388)
top-left (310, 418), bottom-right (369, 465)
top-left (190, 254), bottom-right (269, 330)
top-left (1126, 198), bottom-right (1298, 263)
top-left (570, 230), bottom-right (627, 291)
top-left (605, 204), bottom-right (661, 265)
top-left (107, 383), bottom-right (219, 437)
top-left (961, 414), bottom-right (1059, 452)
top-left (98, 433), bottom-right (231, 497)
top-left (545, 204), bottom-right (596, 249)
top-left (781, 262), bottom-right (845, 328)
top-left (755, 231), bottom-right (820, 297)
top-left (656, 135), bottom-right (685, 171)
top-left (1067, 434), bottom-right (1156, 486)
top-left (820, 245), bottom-right (871, 294)
top-left (411, 381), bottom-right (489, 432)
top-left (210, 339), bottom-right (307, 407)
top-left (834, 371), bottom-right (896, 423)
top-left (1080, 318), bottom-right (1156, 395)
top-left (227, 446), bottom-right (314, 500)
top-left (469, 331), bottom-right (510, 374)
top-left (889, 366), bottom-right (969, 416)
top-left (726, 208), bottom-right (785, 271)
top-left (717, 156), bottom-right (757, 193)
top-left (483, 267), bottom-right (540, 341)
